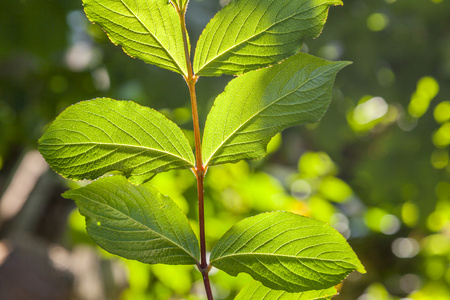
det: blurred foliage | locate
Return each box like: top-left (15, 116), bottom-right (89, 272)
top-left (1, 0), bottom-right (450, 299)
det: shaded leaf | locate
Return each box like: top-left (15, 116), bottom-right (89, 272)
top-left (194, 0), bottom-right (342, 76)
top-left (39, 98), bottom-right (195, 185)
top-left (235, 281), bottom-right (337, 300)
top-left (211, 211), bottom-right (365, 293)
top-left (83, 0), bottom-right (188, 75)
top-left (63, 176), bottom-right (200, 265)
top-left (202, 52), bottom-right (350, 167)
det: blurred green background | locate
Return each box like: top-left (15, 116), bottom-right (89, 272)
top-left (1, 0), bottom-right (449, 299)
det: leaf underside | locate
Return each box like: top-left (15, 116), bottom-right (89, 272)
top-left (83, 0), bottom-right (188, 75)
top-left (38, 98), bottom-right (195, 185)
top-left (194, 0), bottom-right (343, 76)
top-left (63, 176), bottom-right (200, 265)
top-left (235, 281), bottom-right (337, 300)
top-left (202, 52), bottom-right (350, 167)
top-left (211, 211), bottom-right (365, 293)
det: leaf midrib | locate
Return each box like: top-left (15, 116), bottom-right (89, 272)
top-left (211, 251), bottom-right (354, 265)
top-left (77, 191), bottom-right (199, 264)
top-left (196, 2), bottom-right (327, 74)
top-left (42, 141), bottom-right (195, 167)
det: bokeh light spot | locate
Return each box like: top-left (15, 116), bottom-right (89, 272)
top-left (434, 101), bottom-right (450, 124)
top-left (318, 41), bottom-right (344, 61)
top-left (320, 176), bottom-right (353, 203)
top-left (298, 152), bottom-right (336, 177)
top-left (376, 66), bottom-right (396, 87)
top-left (353, 97), bottom-right (389, 125)
top-left (309, 196), bottom-right (335, 223)
top-left (397, 112), bottom-right (418, 131)
top-left (348, 96), bottom-right (390, 132)
top-left (427, 206), bottom-right (450, 232)
top-left (431, 149), bottom-right (449, 169)
top-left (380, 214), bottom-right (401, 235)
top-left (408, 76), bottom-right (440, 118)
top-left (291, 179), bottom-right (312, 200)
top-left (358, 283), bottom-right (390, 300)
top-left (401, 202), bottom-right (419, 227)
top-left (367, 13), bottom-right (390, 32)
top-left (432, 122), bottom-right (450, 148)
top-left (392, 238), bottom-right (420, 258)
top-left (426, 258), bottom-right (446, 280)
top-left (331, 213), bottom-right (351, 239)
top-left (365, 208), bottom-right (401, 234)
top-left (399, 274), bottom-right (422, 294)
top-left (422, 233), bottom-right (450, 256)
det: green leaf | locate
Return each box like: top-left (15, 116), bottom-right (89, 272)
top-left (193, 0), bottom-right (342, 76)
top-left (83, 0), bottom-right (188, 75)
top-left (235, 281), bottom-right (337, 300)
top-left (63, 175), bottom-right (200, 265)
top-left (202, 52), bottom-right (350, 167)
top-left (210, 211), bottom-right (365, 293)
top-left (39, 98), bottom-right (195, 185)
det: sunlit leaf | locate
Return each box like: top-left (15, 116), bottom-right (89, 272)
top-left (194, 0), bottom-right (343, 76)
top-left (83, 0), bottom-right (188, 75)
top-left (39, 98), bottom-right (195, 185)
top-left (202, 52), bottom-right (350, 167)
top-left (211, 211), bottom-right (365, 293)
top-left (235, 281), bottom-right (337, 300)
top-left (63, 176), bottom-right (200, 265)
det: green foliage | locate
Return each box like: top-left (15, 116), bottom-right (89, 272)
top-left (210, 211), bottom-right (365, 292)
top-left (38, 98), bottom-right (195, 185)
top-left (193, 0), bottom-right (343, 76)
top-left (3, 0), bottom-right (450, 299)
top-left (36, 0), bottom-right (363, 298)
top-left (202, 53), bottom-right (349, 167)
top-left (82, 0), bottom-right (188, 75)
top-left (63, 175), bottom-right (200, 265)
top-left (235, 281), bottom-right (337, 300)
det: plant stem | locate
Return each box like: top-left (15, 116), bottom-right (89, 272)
top-left (178, 7), bottom-right (213, 300)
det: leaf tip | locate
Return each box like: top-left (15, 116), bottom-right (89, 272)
top-left (61, 190), bottom-right (71, 200)
top-left (356, 262), bottom-right (367, 274)
top-left (333, 60), bottom-right (353, 71)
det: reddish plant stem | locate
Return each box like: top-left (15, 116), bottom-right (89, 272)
top-left (178, 7), bottom-right (213, 300)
